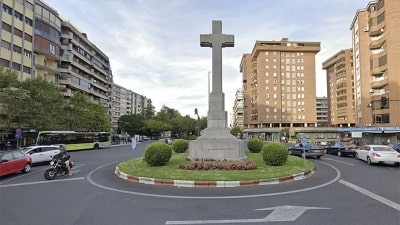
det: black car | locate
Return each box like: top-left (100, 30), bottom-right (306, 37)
top-left (388, 143), bottom-right (400, 153)
top-left (288, 143), bottom-right (325, 159)
top-left (325, 142), bottom-right (357, 157)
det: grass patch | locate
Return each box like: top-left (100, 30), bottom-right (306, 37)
top-left (118, 151), bottom-right (314, 181)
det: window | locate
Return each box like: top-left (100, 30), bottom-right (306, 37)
top-left (1, 40), bottom-right (11, 50)
top-left (2, 22), bottom-right (12, 32)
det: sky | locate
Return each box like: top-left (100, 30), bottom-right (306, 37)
top-left (44, 0), bottom-right (370, 121)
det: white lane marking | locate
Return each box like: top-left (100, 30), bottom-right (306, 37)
top-left (0, 177), bottom-right (85, 188)
top-left (87, 160), bottom-right (342, 199)
top-left (339, 179), bottom-right (400, 211)
top-left (323, 158), bottom-right (354, 166)
top-left (166, 205), bottom-right (331, 224)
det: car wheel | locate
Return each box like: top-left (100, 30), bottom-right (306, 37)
top-left (22, 163), bottom-right (31, 173)
top-left (337, 151), bottom-right (342, 157)
top-left (316, 156), bottom-right (321, 159)
top-left (367, 157), bottom-right (372, 165)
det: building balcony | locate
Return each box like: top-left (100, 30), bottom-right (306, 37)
top-left (61, 32), bottom-right (73, 40)
top-left (369, 22), bottom-right (385, 37)
top-left (58, 67), bottom-right (72, 74)
top-left (369, 35), bottom-right (385, 49)
top-left (370, 76), bottom-right (388, 89)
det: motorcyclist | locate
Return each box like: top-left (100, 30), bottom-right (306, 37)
top-left (53, 146), bottom-right (72, 176)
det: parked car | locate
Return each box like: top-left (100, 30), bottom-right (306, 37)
top-left (388, 143), bottom-right (400, 153)
top-left (21, 145), bottom-right (61, 164)
top-left (325, 142), bottom-right (357, 157)
top-left (355, 144), bottom-right (400, 166)
top-left (288, 143), bottom-right (325, 159)
top-left (0, 150), bottom-right (32, 176)
top-left (159, 138), bottom-right (172, 145)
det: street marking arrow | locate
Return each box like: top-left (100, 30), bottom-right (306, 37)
top-left (256, 205), bottom-right (330, 222)
top-left (165, 205), bottom-right (330, 224)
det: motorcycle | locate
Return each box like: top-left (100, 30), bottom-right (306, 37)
top-left (44, 157), bottom-right (73, 180)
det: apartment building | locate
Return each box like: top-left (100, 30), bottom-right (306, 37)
top-left (111, 83), bottom-right (150, 133)
top-left (316, 97), bottom-right (329, 127)
top-left (350, 0), bottom-right (400, 126)
top-left (240, 38), bottom-right (320, 129)
top-left (34, 0), bottom-right (61, 83)
top-left (58, 19), bottom-right (113, 108)
top-left (322, 49), bottom-right (355, 127)
top-left (231, 88), bottom-right (244, 129)
top-left (0, 0), bottom-right (34, 81)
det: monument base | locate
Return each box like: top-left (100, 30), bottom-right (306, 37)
top-left (188, 127), bottom-right (247, 161)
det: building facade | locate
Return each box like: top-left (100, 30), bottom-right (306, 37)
top-left (0, 0), bottom-right (34, 81)
top-left (33, 0), bottom-right (61, 84)
top-left (322, 49), bottom-right (355, 127)
top-left (231, 88), bottom-right (244, 129)
top-left (350, 0), bottom-right (400, 127)
top-left (111, 83), bottom-right (150, 133)
top-left (58, 19), bottom-right (113, 109)
top-left (316, 97), bottom-right (329, 127)
top-left (240, 38), bottom-right (321, 129)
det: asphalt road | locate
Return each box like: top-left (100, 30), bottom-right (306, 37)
top-left (1, 141), bottom-right (399, 225)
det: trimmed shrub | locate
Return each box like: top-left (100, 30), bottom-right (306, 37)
top-left (144, 142), bottom-right (172, 166)
top-left (262, 142), bottom-right (288, 166)
top-left (171, 139), bottom-right (189, 153)
top-left (247, 138), bottom-right (264, 153)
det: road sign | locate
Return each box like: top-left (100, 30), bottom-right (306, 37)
top-left (15, 128), bottom-right (22, 139)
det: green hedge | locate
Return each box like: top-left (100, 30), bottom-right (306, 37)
top-left (144, 142), bottom-right (172, 166)
top-left (247, 138), bottom-right (264, 153)
top-left (171, 139), bottom-right (189, 153)
top-left (262, 142), bottom-right (288, 166)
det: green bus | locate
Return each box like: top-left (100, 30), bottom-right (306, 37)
top-left (36, 131), bottom-right (111, 151)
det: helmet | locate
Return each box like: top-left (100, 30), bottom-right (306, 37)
top-left (60, 145), bottom-right (66, 152)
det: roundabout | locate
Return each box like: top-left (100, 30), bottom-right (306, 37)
top-left (86, 157), bottom-right (342, 199)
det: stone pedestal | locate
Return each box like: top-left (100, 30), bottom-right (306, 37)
top-left (189, 127), bottom-right (246, 161)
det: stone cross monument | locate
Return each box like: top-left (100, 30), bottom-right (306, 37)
top-left (189, 20), bottom-right (246, 161)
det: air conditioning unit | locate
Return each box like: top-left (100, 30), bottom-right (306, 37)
top-left (363, 26), bottom-right (369, 32)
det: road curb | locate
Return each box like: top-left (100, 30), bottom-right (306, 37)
top-left (114, 166), bottom-right (315, 188)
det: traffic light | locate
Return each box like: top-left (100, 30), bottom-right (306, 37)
top-left (194, 108), bottom-right (198, 115)
top-left (380, 97), bottom-right (387, 108)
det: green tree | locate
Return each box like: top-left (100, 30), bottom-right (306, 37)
top-left (63, 93), bottom-right (110, 131)
top-left (118, 114), bottom-right (144, 136)
top-left (81, 101), bottom-right (111, 131)
top-left (170, 115), bottom-right (197, 137)
top-left (155, 105), bottom-right (181, 122)
top-left (143, 119), bottom-right (171, 137)
top-left (19, 77), bottom-right (65, 130)
top-left (143, 100), bottom-right (156, 119)
top-left (230, 126), bottom-right (241, 137)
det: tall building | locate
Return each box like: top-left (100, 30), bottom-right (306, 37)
top-left (58, 19), bottom-right (113, 109)
top-left (240, 38), bottom-right (321, 129)
top-left (350, 0), bottom-right (400, 126)
top-left (231, 88), bottom-right (244, 129)
top-left (322, 49), bottom-right (355, 127)
top-left (316, 97), bottom-right (329, 127)
top-left (0, 0), bottom-right (35, 81)
top-left (33, 0), bottom-right (62, 84)
top-left (111, 83), bottom-right (150, 133)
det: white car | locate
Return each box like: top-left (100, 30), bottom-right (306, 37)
top-left (21, 145), bottom-right (61, 164)
top-left (355, 144), bottom-right (400, 166)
